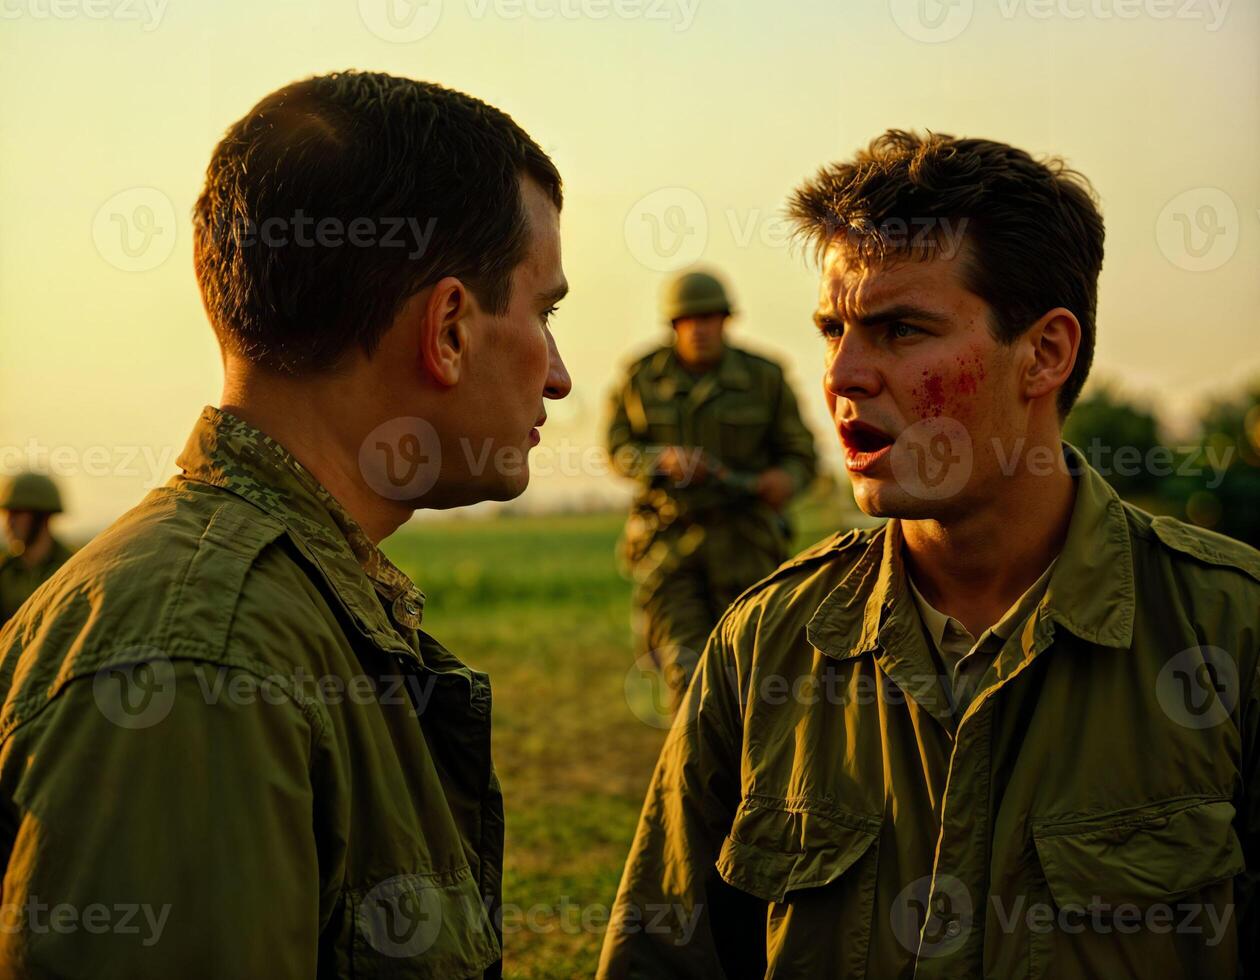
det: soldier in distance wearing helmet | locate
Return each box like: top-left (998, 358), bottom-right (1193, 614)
top-left (606, 269), bottom-right (818, 713)
top-left (0, 472), bottom-right (74, 628)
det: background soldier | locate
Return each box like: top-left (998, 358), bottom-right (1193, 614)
top-left (0, 472), bottom-right (73, 628)
top-left (607, 269), bottom-right (817, 710)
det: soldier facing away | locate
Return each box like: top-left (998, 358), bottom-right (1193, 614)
top-left (599, 132), bottom-right (1260, 978)
top-left (0, 472), bottom-right (73, 628)
top-left (0, 72), bottom-right (570, 977)
top-left (606, 270), bottom-right (817, 712)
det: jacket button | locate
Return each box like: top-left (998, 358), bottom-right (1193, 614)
top-left (393, 593), bottom-right (423, 626)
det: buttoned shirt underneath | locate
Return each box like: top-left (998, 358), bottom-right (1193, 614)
top-left (907, 559), bottom-right (1056, 715)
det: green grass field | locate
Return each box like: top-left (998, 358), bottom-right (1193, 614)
top-left (381, 494), bottom-right (857, 978)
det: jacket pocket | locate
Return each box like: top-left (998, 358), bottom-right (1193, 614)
top-left (1027, 797), bottom-right (1243, 978)
top-left (715, 796), bottom-right (881, 979)
top-left (716, 796), bottom-right (879, 902)
top-left (349, 866), bottom-right (500, 979)
top-left (714, 405), bottom-right (771, 465)
top-left (645, 405), bottom-right (680, 445)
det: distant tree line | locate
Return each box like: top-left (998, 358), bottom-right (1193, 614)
top-left (1062, 380), bottom-right (1260, 547)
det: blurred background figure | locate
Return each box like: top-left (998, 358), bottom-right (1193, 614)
top-left (606, 268), bottom-right (818, 712)
top-left (0, 472), bottom-right (73, 628)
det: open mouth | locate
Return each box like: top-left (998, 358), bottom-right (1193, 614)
top-left (839, 420), bottom-right (896, 472)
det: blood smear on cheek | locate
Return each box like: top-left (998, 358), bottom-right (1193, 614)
top-left (913, 371), bottom-right (948, 418)
top-left (955, 352), bottom-right (987, 396)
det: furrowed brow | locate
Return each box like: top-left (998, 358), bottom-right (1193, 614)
top-left (855, 304), bottom-right (950, 327)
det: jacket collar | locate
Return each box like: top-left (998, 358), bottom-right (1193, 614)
top-left (647, 344), bottom-right (752, 399)
top-left (176, 406), bottom-right (425, 659)
top-left (1038, 444), bottom-right (1136, 648)
top-left (807, 521), bottom-right (958, 729)
top-left (807, 443), bottom-right (1136, 665)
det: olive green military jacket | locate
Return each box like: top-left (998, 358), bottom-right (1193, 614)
top-left (606, 344), bottom-right (818, 576)
top-left (0, 408), bottom-right (503, 979)
top-left (0, 540), bottom-right (73, 629)
top-left (599, 451), bottom-right (1260, 979)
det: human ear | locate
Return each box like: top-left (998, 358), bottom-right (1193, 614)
top-left (419, 276), bottom-right (471, 387)
top-left (1023, 307), bottom-right (1081, 404)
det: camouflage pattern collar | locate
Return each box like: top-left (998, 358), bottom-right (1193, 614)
top-left (176, 407), bottom-right (425, 658)
top-left (808, 443), bottom-right (1136, 662)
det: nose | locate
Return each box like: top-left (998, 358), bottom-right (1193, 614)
top-left (824, 332), bottom-right (881, 402)
top-left (543, 327), bottom-right (572, 400)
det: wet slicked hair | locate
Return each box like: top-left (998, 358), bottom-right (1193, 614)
top-left (193, 70), bottom-right (562, 375)
top-left (787, 130), bottom-right (1104, 417)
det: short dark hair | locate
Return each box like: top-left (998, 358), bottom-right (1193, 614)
top-left (787, 130), bottom-right (1104, 417)
top-left (193, 71), bottom-right (562, 374)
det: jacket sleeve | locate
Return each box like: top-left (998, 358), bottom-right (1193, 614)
top-left (767, 370), bottom-right (818, 495)
top-left (597, 613), bottom-right (755, 979)
top-left (0, 658), bottom-right (328, 978)
top-left (606, 375), bottom-right (665, 487)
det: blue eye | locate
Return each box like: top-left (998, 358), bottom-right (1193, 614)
top-left (890, 322), bottom-right (920, 339)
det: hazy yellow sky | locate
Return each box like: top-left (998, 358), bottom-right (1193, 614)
top-left (2, 0), bottom-right (1257, 535)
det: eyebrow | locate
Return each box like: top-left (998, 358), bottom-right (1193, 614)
top-left (813, 303), bottom-right (951, 330)
top-left (538, 280), bottom-right (570, 306)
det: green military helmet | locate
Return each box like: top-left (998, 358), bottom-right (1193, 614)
top-left (660, 270), bottom-right (735, 324)
top-left (0, 472), bottom-right (64, 514)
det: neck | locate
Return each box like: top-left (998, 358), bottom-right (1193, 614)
top-left (19, 528), bottom-right (55, 568)
top-left (220, 369), bottom-right (410, 546)
top-left (901, 436), bottom-right (1076, 638)
top-left (676, 349), bottom-right (723, 375)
